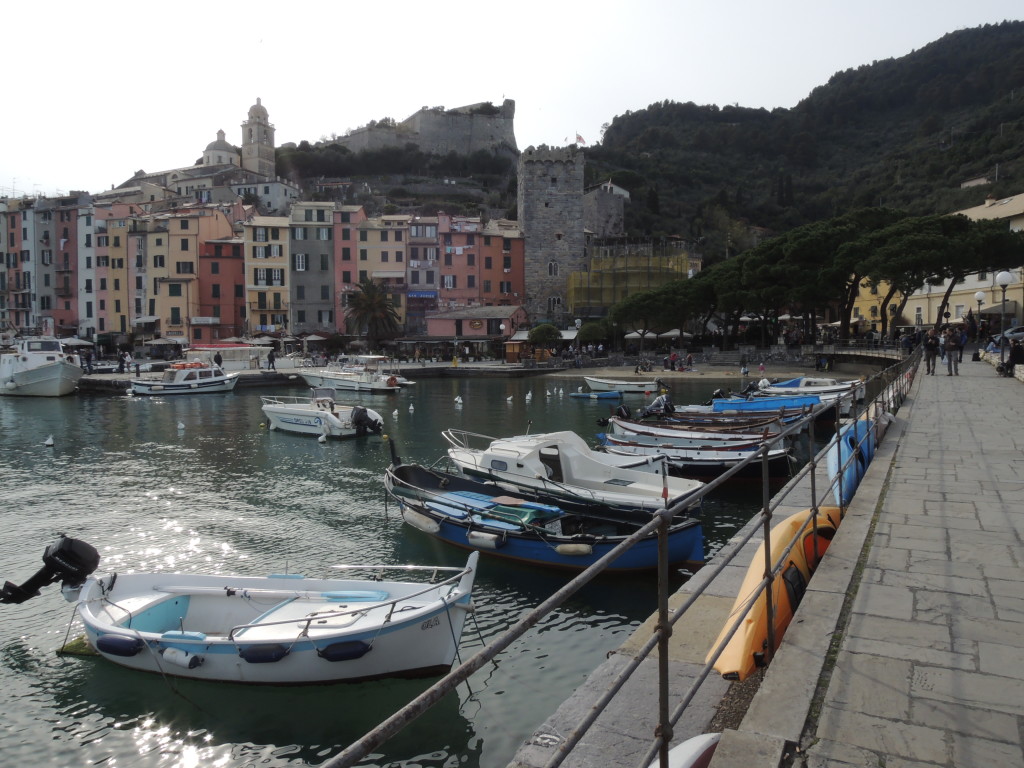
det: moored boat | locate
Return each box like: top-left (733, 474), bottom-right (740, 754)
top-left (598, 433), bottom-right (793, 480)
top-left (384, 449), bottom-right (704, 572)
top-left (442, 428), bottom-right (704, 515)
top-left (583, 375), bottom-right (667, 394)
top-left (758, 375), bottom-right (866, 402)
top-left (261, 388), bottom-right (384, 439)
top-left (0, 536), bottom-right (479, 685)
top-left (130, 360), bottom-right (239, 395)
top-left (0, 336), bottom-right (84, 397)
top-left (300, 366), bottom-right (401, 393)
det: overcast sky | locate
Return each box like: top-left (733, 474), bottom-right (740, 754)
top-left (3, 0), bottom-right (1021, 198)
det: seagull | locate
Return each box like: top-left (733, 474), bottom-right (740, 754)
top-left (578, 386), bottom-right (584, 393)
top-left (506, 395), bottom-right (514, 403)
top-left (454, 395), bottom-right (463, 405)
top-left (545, 389), bottom-right (551, 398)
top-left (409, 403), bottom-right (415, 412)
top-left (177, 422), bottom-right (185, 431)
top-left (559, 388), bottom-right (564, 396)
top-left (525, 391), bottom-right (533, 402)
top-left (44, 435), bottom-right (54, 447)
top-left (392, 409), bottom-right (399, 417)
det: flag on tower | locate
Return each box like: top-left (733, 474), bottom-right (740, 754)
top-left (576, 133), bottom-right (587, 145)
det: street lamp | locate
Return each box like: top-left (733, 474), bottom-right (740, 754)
top-left (997, 270), bottom-right (1013, 368)
top-left (499, 323), bottom-right (506, 364)
top-left (974, 291), bottom-right (985, 344)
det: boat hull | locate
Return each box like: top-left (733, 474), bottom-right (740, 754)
top-left (1, 357), bottom-right (83, 396)
top-left (826, 419), bottom-right (875, 506)
top-left (76, 558), bottom-right (477, 684)
top-left (708, 508), bottom-right (843, 682)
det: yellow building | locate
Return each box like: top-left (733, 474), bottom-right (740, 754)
top-left (242, 216), bottom-right (290, 334)
top-left (354, 215), bottom-right (411, 328)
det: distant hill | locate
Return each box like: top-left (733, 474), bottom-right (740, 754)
top-left (586, 20), bottom-right (1024, 264)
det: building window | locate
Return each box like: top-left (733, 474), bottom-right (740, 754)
top-left (442, 274), bottom-right (457, 289)
top-left (212, 284), bottom-right (221, 298)
top-left (168, 284), bottom-right (182, 297)
top-left (297, 285), bottom-right (305, 300)
top-left (317, 228), bottom-right (331, 241)
top-left (381, 230), bottom-right (389, 243)
top-left (294, 227), bottom-right (307, 240)
top-left (548, 261), bottom-right (558, 277)
top-left (180, 238), bottom-right (189, 251)
top-left (468, 275), bottom-right (476, 288)
top-left (483, 279), bottom-right (491, 292)
top-left (359, 249), bottom-right (367, 261)
top-left (321, 285), bottom-right (329, 300)
top-left (381, 251), bottom-right (389, 263)
top-left (294, 253), bottom-right (307, 271)
top-left (342, 247), bottom-right (351, 261)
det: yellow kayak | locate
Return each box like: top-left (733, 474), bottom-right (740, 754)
top-left (707, 506), bottom-right (843, 681)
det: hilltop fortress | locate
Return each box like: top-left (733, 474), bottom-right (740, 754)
top-left (329, 100), bottom-right (518, 156)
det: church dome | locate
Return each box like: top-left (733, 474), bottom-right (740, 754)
top-left (248, 97), bottom-right (269, 120)
top-left (205, 129), bottom-right (234, 152)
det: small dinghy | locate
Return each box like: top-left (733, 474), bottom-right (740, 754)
top-left (1, 536), bottom-right (479, 685)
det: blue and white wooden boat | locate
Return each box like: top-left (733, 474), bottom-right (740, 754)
top-left (826, 419), bottom-right (875, 506)
top-left (0, 536), bottom-right (479, 685)
top-left (569, 389), bottom-right (623, 400)
top-left (598, 433), bottom-right (793, 480)
top-left (384, 455), bottom-right (704, 572)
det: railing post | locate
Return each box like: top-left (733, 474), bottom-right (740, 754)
top-left (655, 507), bottom-right (672, 767)
top-left (761, 445), bottom-right (776, 666)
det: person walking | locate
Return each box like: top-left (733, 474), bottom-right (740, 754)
top-left (944, 328), bottom-right (960, 375)
top-left (923, 329), bottom-right (940, 375)
top-left (266, 348), bottom-right (276, 371)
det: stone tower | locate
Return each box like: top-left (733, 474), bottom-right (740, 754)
top-left (517, 145), bottom-right (585, 327)
top-left (241, 97), bottom-right (276, 178)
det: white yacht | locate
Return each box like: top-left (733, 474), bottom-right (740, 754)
top-left (0, 337), bottom-right (84, 397)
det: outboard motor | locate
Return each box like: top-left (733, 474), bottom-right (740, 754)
top-left (1, 536), bottom-right (99, 605)
top-left (615, 404), bottom-right (632, 420)
top-left (351, 406), bottom-right (382, 437)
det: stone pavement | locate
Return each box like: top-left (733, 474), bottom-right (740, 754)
top-left (713, 351), bottom-right (1024, 768)
top-left (510, 349), bottom-right (1024, 768)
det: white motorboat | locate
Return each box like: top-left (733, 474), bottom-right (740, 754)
top-left (583, 375), bottom-right (666, 394)
top-left (130, 360), bottom-right (239, 395)
top-left (442, 428), bottom-right (704, 514)
top-left (261, 388), bottom-right (384, 439)
top-left (0, 536), bottom-right (479, 685)
top-left (757, 375), bottom-right (866, 402)
top-left (300, 361), bottom-right (401, 393)
top-left (337, 355), bottom-right (416, 386)
top-left (0, 336), bottom-right (84, 397)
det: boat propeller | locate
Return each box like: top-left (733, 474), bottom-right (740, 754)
top-left (1, 535), bottom-right (100, 605)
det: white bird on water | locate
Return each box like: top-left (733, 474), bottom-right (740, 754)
top-left (545, 389), bottom-right (551, 398)
top-left (525, 391), bottom-right (533, 402)
top-left (177, 422), bottom-right (185, 431)
top-left (44, 435), bottom-right (54, 447)
top-left (409, 403), bottom-right (415, 412)
top-left (392, 409), bottom-right (399, 417)
top-left (454, 395), bottom-right (463, 405)
top-left (506, 395), bottom-right (513, 403)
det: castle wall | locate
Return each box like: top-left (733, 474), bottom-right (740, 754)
top-left (583, 187), bottom-right (625, 238)
top-left (517, 145), bottom-right (585, 327)
top-left (333, 100), bottom-right (517, 156)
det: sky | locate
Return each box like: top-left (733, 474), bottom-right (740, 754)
top-left (3, 0), bottom-right (1022, 199)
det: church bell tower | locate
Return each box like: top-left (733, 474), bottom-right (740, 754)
top-left (241, 97), bottom-right (276, 178)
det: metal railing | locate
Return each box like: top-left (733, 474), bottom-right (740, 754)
top-left (323, 349), bottom-right (920, 768)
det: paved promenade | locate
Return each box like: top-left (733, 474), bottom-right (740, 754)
top-left (511, 350), bottom-right (1024, 768)
top-left (780, 353), bottom-right (1024, 768)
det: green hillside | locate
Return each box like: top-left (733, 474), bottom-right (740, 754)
top-left (587, 20), bottom-right (1024, 263)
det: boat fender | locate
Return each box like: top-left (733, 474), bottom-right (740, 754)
top-left (96, 634), bottom-right (145, 657)
top-left (466, 530), bottom-right (505, 549)
top-left (555, 543), bottom-right (593, 556)
top-left (387, 376), bottom-right (398, 387)
top-left (161, 647), bottom-right (203, 669)
top-left (238, 643), bottom-right (290, 663)
top-left (317, 640), bottom-right (372, 662)
top-left (404, 509), bottom-right (441, 534)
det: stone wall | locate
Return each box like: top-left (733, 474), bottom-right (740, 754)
top-left (517, 145), bottom-right (586, 327)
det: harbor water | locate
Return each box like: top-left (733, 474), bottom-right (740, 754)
top-left (0, 374), bottom-right (813, 767)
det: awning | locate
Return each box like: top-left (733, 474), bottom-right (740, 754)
top-left (979, 300), bottom-right (1019, 315)
top-left (372, 271), bottom-right (406, 279)
top-left (147, 337), bottom-right (181, 346)
top-left (59, 337), bottom-right (94, 347)
top-left (134, 316), bottom-right (159, 324)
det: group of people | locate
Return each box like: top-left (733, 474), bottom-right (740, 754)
top-left (921, 326), bottom-right (967, 375)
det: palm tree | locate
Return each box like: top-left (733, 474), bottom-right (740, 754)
top-left (344, 280), bottom-right (401, 352)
